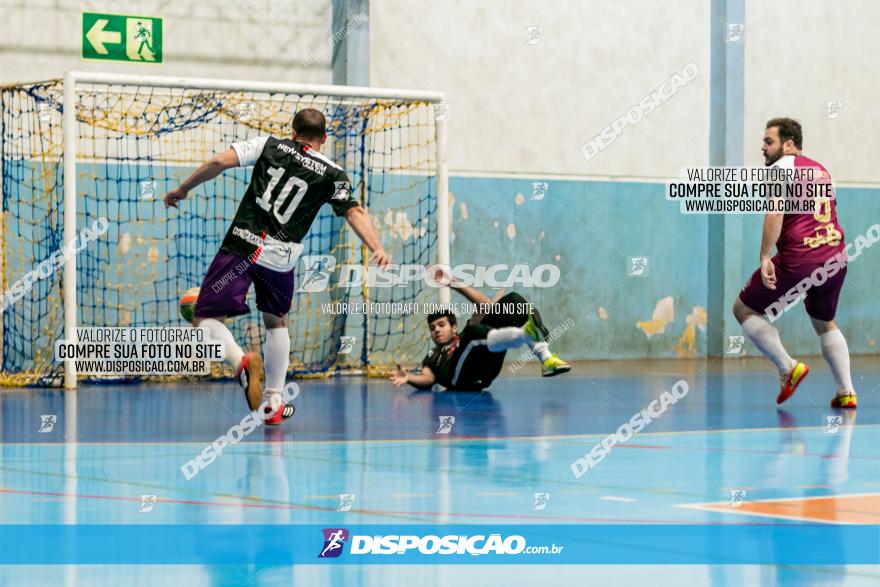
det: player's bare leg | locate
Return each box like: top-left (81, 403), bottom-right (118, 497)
top-left (810, 317), bottom-right (857, 409)
top-left (733, 296), bottom-right (808, 404)
top-left (193, 315), bottom-right (263, 412)
top-left (261, 312), bottom-right (294, 424)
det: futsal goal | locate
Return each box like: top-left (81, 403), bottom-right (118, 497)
top-left (0, 71), bottom-right (449, 388)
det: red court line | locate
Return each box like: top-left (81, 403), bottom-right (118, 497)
top-left (3, 438), bottom-right (873, 463)
top-left (0, 487), bottom-right (313, 511)
top-left (0, 486), bottom-right (807, 525)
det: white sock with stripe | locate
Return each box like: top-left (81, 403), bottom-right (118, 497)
top-left (486, 327), bottom-right (552, 361)
top-left (741, 315), bottom-right (797, 374)
top-left (820, 329), bottom-right (855, 394)
top-left (199, 318), bottom-right (244, 370)
top-left (486, 327), bottom-right (528, 352)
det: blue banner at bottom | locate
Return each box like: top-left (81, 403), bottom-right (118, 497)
top-left (0, 524), bottom-right (877, 565)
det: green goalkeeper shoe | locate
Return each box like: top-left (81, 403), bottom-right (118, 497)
top-left (523, 308), bottom-right (550, 342)
top-left (542, 354), bottom-right (571, 377)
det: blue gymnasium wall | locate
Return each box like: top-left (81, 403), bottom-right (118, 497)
top-left (5, 165), bottom-right (878, 367)
top-left (448, 176), bottom-right (880, 361)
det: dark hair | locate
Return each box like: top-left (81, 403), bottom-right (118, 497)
top-left (427, 310), bottom-right (457, 326)
top-left (766, 117), bottom-right (803, 149)
top-left (292, 108), bottom-right (326, 140)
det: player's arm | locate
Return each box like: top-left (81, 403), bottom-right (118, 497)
top-left (164, 148), bottom-right (240, 209)
top-left (458, 283), bottom-right (494, 325)
top-left (390, 364), bottom-right (436, 389)
top-left (344, 205), bottom-right (390, 267)
top-left (430, 266), bottom-right (492, 325)
top-left (759, 212), bottom-right (784, 290)
top-left (165, 137), bottom-right (267, 209)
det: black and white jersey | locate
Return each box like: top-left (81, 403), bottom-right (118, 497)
top-left (220, 136), bottom-right (358, 271)
top-left (422, 338), bottom-right (460, 389)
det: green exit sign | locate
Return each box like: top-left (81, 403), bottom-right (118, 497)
top-left (82, 12), bottom-right (163, 63)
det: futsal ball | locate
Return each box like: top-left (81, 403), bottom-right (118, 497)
top-left (179, 287), bottom-right (199, 323)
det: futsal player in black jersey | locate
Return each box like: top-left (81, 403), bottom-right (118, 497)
top-left (390, 269), bottom-right (570, 391)
top-left (165, 108), bottom-right (388, 423)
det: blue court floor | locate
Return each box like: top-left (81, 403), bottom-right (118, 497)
top-left (0, 357), bottom-right (878, 586)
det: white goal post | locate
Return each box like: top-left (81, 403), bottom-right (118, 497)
top-left (60, 70), bottom-right (450, 389)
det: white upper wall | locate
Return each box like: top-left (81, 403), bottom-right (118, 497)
top-left (745, 1), bottom-right (880, 184)
top-left (8, 2), bottom-right (871, 184)
top-left (370, 0), bottom-right (710, 179)
top-left (0, 0), bottom-right (332, 85)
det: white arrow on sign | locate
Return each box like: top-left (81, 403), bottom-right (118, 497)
top-left (86, 19), bottom-right (121, 54)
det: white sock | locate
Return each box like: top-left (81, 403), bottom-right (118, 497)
top-left (741, 315), bottom-right (797, 374)
top-left (820, 329), bottom-right (855, 394)
top-left (199, 318), bottom-right (244, 370)
top-left (531, 341), bottom-right (552, 362)
top-left (486, 327), bottom-right (553, 361)
top-left (263, 327), bottom-right (290, 394)
top-left (486, 327), bottom-right (528, 352)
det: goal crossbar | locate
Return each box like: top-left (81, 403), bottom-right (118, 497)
top-left (65, 71), bottom-right (447, 103)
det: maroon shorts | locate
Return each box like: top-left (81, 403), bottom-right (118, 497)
top-left (194, 251), bottom-right (295, 319)
top-left (739, 255), bottom-right (847, 321)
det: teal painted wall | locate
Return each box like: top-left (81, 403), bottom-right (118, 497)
top-left (4, 164), bottom-right (877, 370)
top-left (448, 176), bottom-right (880, 361)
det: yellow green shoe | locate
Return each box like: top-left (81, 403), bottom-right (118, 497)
top-left (830, 392), bottom-right (857, 409)
top-left (777, 361), bottom-right (809, 405)
top-left (523, 308), bottom-right (550, 342)
top-left (542, 354), bottom-right (571, 377)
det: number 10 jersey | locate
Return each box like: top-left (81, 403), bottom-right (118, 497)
top-left (220, 135), bottom-right (357, 272)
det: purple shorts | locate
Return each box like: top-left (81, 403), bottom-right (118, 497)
top-left (194, 251), bottom-right (295, 319)
top-left (739, 255), bottom-right (847, 322)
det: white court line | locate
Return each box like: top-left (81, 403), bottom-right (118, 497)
top-left (5, 423), bottom-right (879, 447)
top-left (685, 491), bottom-right (880, 505)
top-left (676, 505), bottom-right (852, 525)
top-left (601, 496), bottom-right (638, 503)
top-left (677, 492), bottom-right (880, 525)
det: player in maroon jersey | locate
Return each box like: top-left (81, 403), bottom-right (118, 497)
top-left (733, 118), bottom-right (856, 409)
